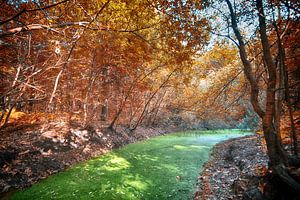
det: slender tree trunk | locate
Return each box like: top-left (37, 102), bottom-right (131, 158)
top-left (130, 68), bottom-right (177, 131)
top-left (99, 63), bottom-right (111, 123)
top-left (83, 49), bottom-right (97, 126)
top-left (12, 64), bottom-right (21, 88)
top-left (0, 98), bottom-right (9, 128)
top-left (151, 92), bottom-right (166, 126)
top-left (148, 90), bottom-right (167, 126)
top-left (273, 20), bottom-right (298, 156)
top-left (129, 99), bottom-right (144, 126)
top-left (256, 0), bottom-right (288, 166)
top-left (0, 102), bottom-right (16, 130)
top-left (287, 102), bottom-right (298, 155)
top-left (48, 68), bottom-right (64, 111)
top-left (282, 49), bottom-right (298, 156)
top-left (108, 65), bottom-right (164, 130)
top-left (0, 110), bottom-right (5, 124)
top-left (101, 99), bottom-right (108, 121)
top-left (48, 43), bottom-right (77, 111)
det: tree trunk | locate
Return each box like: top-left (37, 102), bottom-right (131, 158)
top-left (256, 0), bottom-right (288, 167)
top-left (83, 49), bottom-right (98, 126)
top-left (101, 99), bottom-right (108, 121)
top-left (225, 0), bottom-right (300, 192)
top-left (224, 0), bottom-right (265, 119)
top-left (48, 42), bottom-right (77, 111)
top-left (108, 65), bottom-right (164, 130)
top-left (0, 102), bottom-right (16, 130)
top-left (148, 90), bottom-right (167, 126)
top-left (130, 69), bottom-right (176, 131)
top-left (273, 20), bottom-right (298, 156)
top-left (100, 65), bottom-right (110, 124)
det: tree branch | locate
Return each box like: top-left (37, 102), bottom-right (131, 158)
top-left (0, 0), bottom-right (70, 26)
top-left (225, 0), bottom-right (265, 118)
top-left (0, 22), bottom-right (91, 38)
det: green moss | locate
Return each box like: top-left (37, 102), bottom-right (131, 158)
top-left (10, 129), bottom-right (251, 200)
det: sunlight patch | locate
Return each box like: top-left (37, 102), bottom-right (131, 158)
top-left (125, 180), bottom-right (148, 190)
top-left (173, 144), bottom-right (207, 150)
top-left (102, 156), bottom-right (130, 171)
top-left (173, 145), bottom-right (188, 150)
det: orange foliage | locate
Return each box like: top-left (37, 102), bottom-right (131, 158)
top-left (1, 111), bottom-right (56, 126)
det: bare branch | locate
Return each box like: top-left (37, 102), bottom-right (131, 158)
top-left (0, 0), bottom-right (70, 26)
top-left (0, 22), bottom-right (90, 38)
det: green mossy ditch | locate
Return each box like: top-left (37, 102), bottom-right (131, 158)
top-left (10, 129), bottom-right (252, 200)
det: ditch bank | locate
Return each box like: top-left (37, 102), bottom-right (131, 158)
top-left (194, 134), bottom-right (269, 200)
top-left (0, 122), bottom-right (180, 197)
top-left (194, 135), bottom-right (300, 200)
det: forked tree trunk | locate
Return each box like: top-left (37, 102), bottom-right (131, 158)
top-left (225, 0), bottom-right (300, 192)
top-left (256, 0), bottom-right (288, 166)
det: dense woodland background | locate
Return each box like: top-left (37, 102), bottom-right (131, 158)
top-left (0, 0), bottom-right (299, 196)
top-left (0, 0), bottom-right (266, 130)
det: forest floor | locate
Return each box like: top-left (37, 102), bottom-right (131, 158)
top-left (194, 134), bottom-right (270, 200)
top-left (0, 119), bottom-right (180, 197)
top-left (194, 134), bottom-right (300, 200)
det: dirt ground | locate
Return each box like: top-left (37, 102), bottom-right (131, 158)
top-left (194, 135), bottom-right (300, 200)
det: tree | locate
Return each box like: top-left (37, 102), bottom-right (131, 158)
top-left (221, 0), bottom-right (300, 191)
top-left (0, 0), bottom-right (211, 130)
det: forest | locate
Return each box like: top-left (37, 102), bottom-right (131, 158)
top-left (0, 0), bottom-right (299, 199)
